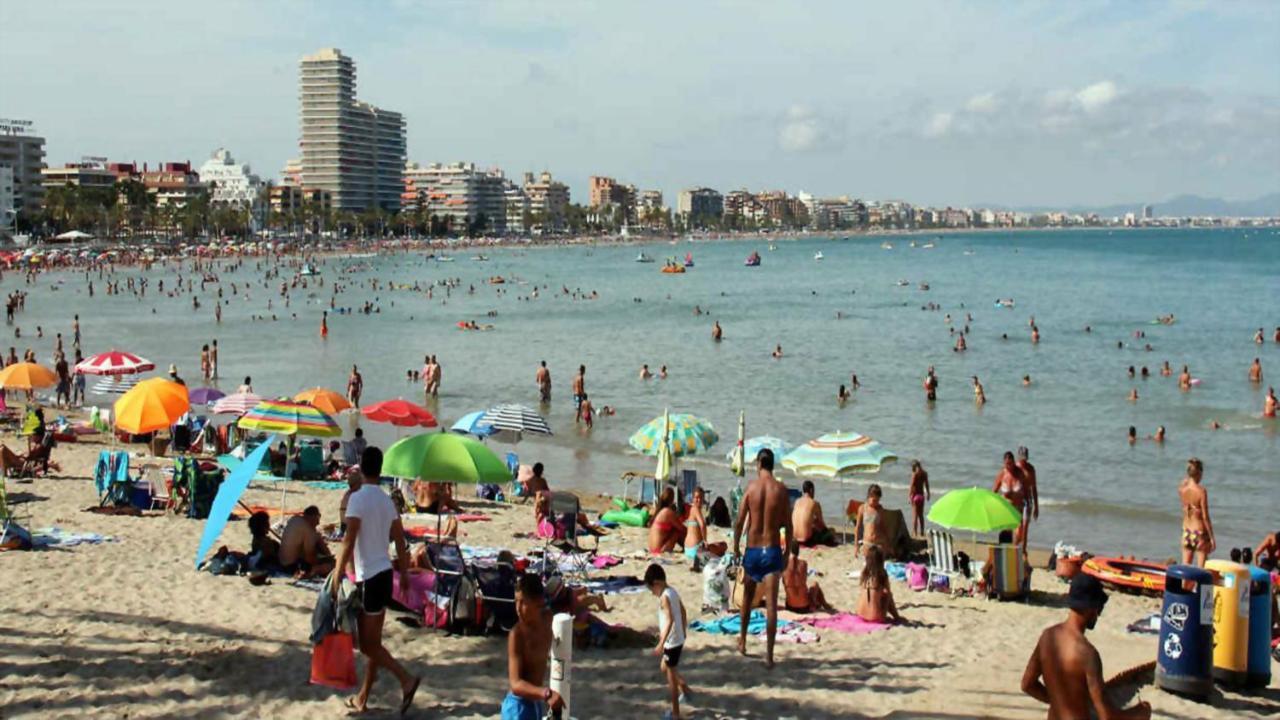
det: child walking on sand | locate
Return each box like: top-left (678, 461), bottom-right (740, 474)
top-left (645, 564), bottom-right (691, 720)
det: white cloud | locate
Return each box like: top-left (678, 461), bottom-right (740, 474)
top-left (778, 105), bottom-right (840, 152)
top-left (924, 112), bottom-right (954, 138)
top-left (1074, 80), bottom-right (1118, 113)
top-left (965, 92), bottom-right (998, 113)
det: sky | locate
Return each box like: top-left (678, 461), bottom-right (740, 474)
top-left (2, 0), bottom-right (1278, 208)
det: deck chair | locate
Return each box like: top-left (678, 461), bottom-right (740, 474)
top-left (96, 450), bottom-right (132, 507)
top-left (990, 544), bottom-right (1030, 600)
top-left (620, 472), bottom-right (659, 508)
top-left (541, 491), bottom-right (597, 582)
top-left (295, 444), bottom-right (324, 479)
top-left (926, 529), bottom-right (964, 590)
top-left (0, 473), bottom-right (32, 550)
top-left (139, 463), bottom-right (171, 512)
top-left (678, 469), bottom-right (698, 510)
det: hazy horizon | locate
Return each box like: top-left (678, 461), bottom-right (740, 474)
top-left (2, 1), bottom-right (1277, 208)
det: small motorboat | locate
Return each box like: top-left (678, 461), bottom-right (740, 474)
top-left (635, 252), bottom-right (655, 263)
top-left (768, 244), bottom-right (778, 251)
top-left (684, 252), bottom-right (694, 268)
top-left (896, 279), bottom-right (909, 287)
top-left (918, 282), bottom-right (930, 291)
top-left (744, 251), bottom-right (761, 267)
top-left (922, 242), bottom-right (935, 249)
top-left (881, 242), bottom-right (893, 250)
top-left (813, 251), bottom-right (824, 261)
top-left (471, 254), bottom-right (489, 262)
top-left (434, 255), bottom-right (454, 263)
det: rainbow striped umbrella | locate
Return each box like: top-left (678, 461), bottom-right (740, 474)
top-left (782, 431), bottom-right (897, 478)
top-left (629, 412), bottom-right (718, 457)
top-left (237, 399), bottom-right (341, 437)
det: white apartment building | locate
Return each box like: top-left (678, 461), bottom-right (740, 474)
top-left (40, 162), bottom-right (118, 191)
top-left (403, 162), bottom-right (507, 233)
top-left (299, 48), bottom-right (406, 212)
top-left (522, 171), bottom-right (569, 231)
top-left (1, 166), bottom-right (14, 236)
top-left (199, 148), bottom-right (264, 208)
top-left (0, 120), bottom-right (46, 215)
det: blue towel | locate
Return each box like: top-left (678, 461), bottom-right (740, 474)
top-left (303, 481), bottom-right (348, 491)
top-left (885, 561), bottom-right (909, 582)
top-left (691, 610), bottom-right (793, 636)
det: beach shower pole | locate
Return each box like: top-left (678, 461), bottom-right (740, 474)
top-left (550, 612), bottom-right (574, 719)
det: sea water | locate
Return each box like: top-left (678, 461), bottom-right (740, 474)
top-left (16, 227), bottom-right (1279, 558)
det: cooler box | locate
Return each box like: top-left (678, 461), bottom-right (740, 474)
top-left (1245, 566), bottom-right (1272, 688)
top-left (1155, 565), bottom-right (1214, 700)
top-left (1204, 559), bottom-right (1249, 687)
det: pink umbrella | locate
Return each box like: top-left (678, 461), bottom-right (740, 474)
top-left (361, 398), bottom-right (438, 428)
top-left (75, 350), bottom-right (156, 376)
top-left (212, 392), bottom-right (263, 416)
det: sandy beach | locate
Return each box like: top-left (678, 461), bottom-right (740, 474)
top-left (2, 430), bottom-right (1274, 719)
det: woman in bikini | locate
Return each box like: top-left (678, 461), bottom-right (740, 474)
top-left (854, 484), bottom-right (888, 558)
top-left (681, 487), bottom-right (726, 562)
top-left (1178, 458), bottom-right (1214, 567)
top-left (782, 544), bottom-right (834, 613)
top-left (908, 461), bottom-right (930, 537)
top-left (856, 545), bottom-right (904, 623)
top-left (648, 487), bottom-right (682, 555)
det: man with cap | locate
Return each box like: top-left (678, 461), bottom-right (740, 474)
top-left (1021, 574), bottom-right (1150, 719)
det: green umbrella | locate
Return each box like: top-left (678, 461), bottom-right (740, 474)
top-left (383, 432), bottom-right (510, 485)
top-left (927, 487), bottom-right (1022, 533)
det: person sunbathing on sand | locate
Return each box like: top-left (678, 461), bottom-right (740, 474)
top-left (792, 481), bottom-right (837, 547)
top-left (783, 544), bottom-right (834, 613)
top-left (1022, 574), bottom-right (1150, 720)
top-left (856, 545), bottom-right (903, 624)
top-left (648, 487), bottom-right (683, 554)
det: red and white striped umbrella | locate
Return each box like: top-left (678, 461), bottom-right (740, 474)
top-left (75, 349), bottom-right (156, 376)
top-left (212, 392), bottom-right (263, 416)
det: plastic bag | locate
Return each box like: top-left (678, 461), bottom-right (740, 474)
top-left (309, 632), bottom-right (357, 690)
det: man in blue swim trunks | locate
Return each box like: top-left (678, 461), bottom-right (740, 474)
top-left (503, 574), bottom-right (564, 719)
top-left (733, 448), bottom-right (793, 668)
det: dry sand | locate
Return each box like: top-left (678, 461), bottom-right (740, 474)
top-left (1, 434), bottom-right (1275, 719)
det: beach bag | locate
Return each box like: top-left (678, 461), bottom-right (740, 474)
top-left (309, 632), bottom-right (357, 691)
top-left (702, 554), bottom-right (731, 612)
top-left (906, 563), bottom-right (928, 591)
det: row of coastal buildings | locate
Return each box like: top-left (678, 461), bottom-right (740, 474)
top-left (5, 48), bottom-right (1272, 240)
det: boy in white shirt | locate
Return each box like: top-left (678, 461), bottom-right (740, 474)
top-left (645, 564), bottom-right (692, 720)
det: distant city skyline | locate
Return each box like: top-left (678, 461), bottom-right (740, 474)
top-left (2, 1), bottom-right (1277, 208)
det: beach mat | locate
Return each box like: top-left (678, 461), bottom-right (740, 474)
top-left (691, 610), bottom-right (793, 636)
top-left (230, 505), bottom-right (303, 519)
top-left (796, 612), bottom-right (892, 635)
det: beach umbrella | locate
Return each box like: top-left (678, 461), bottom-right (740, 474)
top-left (728, 435), bottom-right (793, 466)
top-left (237, 399), bottom-right (341, 437)
top-left (189, 387), bottom-right (225, 406)
top-left (729, 411), bottom-right (746, 478)
top-left (194, 436), bottom-right (274, 569)
top-left (361, 398), bottom-right (438, 428)
top-left (212, 391), bottom-right (263, 416)
top-left (75, 350), bottom-right (155, 376)
top-left (478, 403), bottom-right (552, 440)
top-left (927, 487), bottom-right (1022, 533)
top-left (654, 410), bottom-right (674, 482)
top-left (294, 387), bottom-right (352, 415)
top-left (114, 378), bottom-right (190, 435)
top-left (91, 376), bottom-right (140, 396)
top-left (450, 410), bottom-right (496, 437)
top-left (781, 431), bottom-right (897, 478)
top-left (629, 412), bottom-right (719, 457)
top-left (383, 432), bottom-right (509, 485)
top-left (0, 362), bottom-right (58, 390)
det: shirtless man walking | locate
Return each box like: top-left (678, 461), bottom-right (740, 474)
top-left (535, 360), bottom-right (551, 403)
top-left (503, 575), bottom-right (564, 719)
top-left (733, 449), bottom-right (792, 668)
top-left (993, 451), bottom-right (1029, 547)
top-left (1022, 573), bottom-right (1150, 720)
top-left (1014, 447), bottom-right (1040, 553)
top-left (1178, 458), bottom-right (1215, 567)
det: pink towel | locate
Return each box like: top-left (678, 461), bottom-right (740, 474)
top-left (797, 612), bottom-right (892, 635)
top-left (592, 554), bottom-right (622, 569)
top-left (456, 513), bottom-right (490, 522)
top-left (391, 571), bottom-right (437, 612)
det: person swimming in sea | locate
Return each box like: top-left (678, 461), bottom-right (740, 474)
top-left (1128, 426), bottom-right (1137, 445)
top-left (772, 344), bottom-right (783, 359)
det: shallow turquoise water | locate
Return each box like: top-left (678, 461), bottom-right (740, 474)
top-left (16, 227), bottom-right (1279, 558)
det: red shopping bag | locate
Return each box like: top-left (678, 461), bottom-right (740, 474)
top-left (310, 632), bottom-right (357, 690)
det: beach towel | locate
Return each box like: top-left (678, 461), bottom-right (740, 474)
top-left (230, 505), bottom-right (302, 519)
top-left (456, 513), bottom-right (490, 522)
top-left (576, 575), bottom-right (646, 595)
top-left (32, 527), bottom-right (116, 547)
top-left (392, 570), bottom-right (437, 613)
top-left (884, 561), bottom-right (909, 582)
top-left (691, 610), bottom-right (794, 636)
top-left (404, 526), bottom-right (452, 541)
top-left (303, 481), bottom-right (347, 491)
top-left (757, 624), bottom-right (819, 644)
top-left (796, 612), bottom-right (892, 635)
top-left (591, 554), bottom-right (622, 569)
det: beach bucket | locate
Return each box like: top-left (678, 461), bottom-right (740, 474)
top-left (1204, 560), bottom-right (1250, 687)
top-left (1155, 564), bottom-right (1214, 701)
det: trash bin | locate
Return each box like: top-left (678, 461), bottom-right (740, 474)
top-left (1245, 565), bottom-right (1272, 688)
top-left (1204, 559), bottom-right (1249, 687)
top-left (1155, 564), bottom-right (1215, 700)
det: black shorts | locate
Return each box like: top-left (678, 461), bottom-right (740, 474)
top-left (662, 644), bottom-right (683, 668)
top-left (359, 569), bottom-right (394, 615)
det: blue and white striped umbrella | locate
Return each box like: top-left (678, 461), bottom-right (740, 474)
top-left (726, 436), bottom-right (793, 464)
top-left (479, 403), bottom-right (553, 438)
top-left (450, 410), bottom-right (495, 437)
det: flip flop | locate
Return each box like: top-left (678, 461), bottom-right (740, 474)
top-left (344, 697), bottom-right (368, 716)
top-left (399, 676), bottom-right (420, 716)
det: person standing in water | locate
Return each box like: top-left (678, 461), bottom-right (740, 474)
top-left (1178, 458), bottom-right (1215, 567)
top-left (535, 360), bottom-right (551, 403)
top-left (733, 449), bottom-right (791, 668)
top-left (712, 320), bottom-right (722, 342)
top-left (320, 310), bottom-right (328, 339)
top-left (923, 366), bottom-right (939, 402)
top-left (1015, 447), bottom-right (1040, 553)
top-left (1249, 358), bottom-right (1263, 383)
top-left (572, 365), bottom-right (586, 421)
top-left (1264, 386), bottom-right (1277, 418)
top-left (347, 364), bottom-right (363, 407)
top-left (972, 376), bottom-right (986, 405)
top-left (993, 451), bottom-right (1029, 545)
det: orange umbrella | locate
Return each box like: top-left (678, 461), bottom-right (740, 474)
top-left (294, 387), bottom-right (352, 415)
top-left (114, 378), bottom-right (190, 435)
top-left (0, 362), bottom-right (58, 390)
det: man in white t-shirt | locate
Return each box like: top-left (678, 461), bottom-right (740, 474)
top-left (330, 447), bottom-right (420, 715)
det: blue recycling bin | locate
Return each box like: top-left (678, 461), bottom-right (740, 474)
top-left (1246, 566), bottom-right (1273, 688)
top-left (1155, 565), bottom-right (1214, 700)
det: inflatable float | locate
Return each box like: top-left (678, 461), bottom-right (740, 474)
top-left (661, 265), bottom-right (685, 274)
top-left (601, 507), bottom-right (650, 527)
top-left (1082, 556), bottom-right (1167, 596)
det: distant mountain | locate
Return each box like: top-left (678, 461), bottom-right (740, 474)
top-left (997, 193), bottom-right (1279, 218)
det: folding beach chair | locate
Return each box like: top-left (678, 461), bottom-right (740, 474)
top-left (295, 444), bottom-right (324, 479)
top-left (138, 463), bottom-right (171, 512)
top-left (540, 491), bottom-right (597, 583)
top-left (96, 450), bottom-right (133, 507)
top-left (620, 472), bottom-right (659, 508)
top-left (990, 544), bottom-right (1029, 601)
top-left (0, 472), bottom-right (32, 550)
top-left (678, 469), bottom-right (698, 511)
top-left (926, 529), bottom-right (964, 591)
